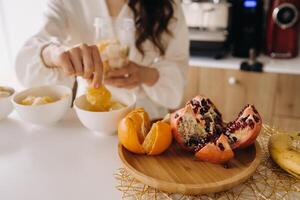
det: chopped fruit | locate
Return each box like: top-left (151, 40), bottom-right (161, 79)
top-left (186, 96), bottom-right (224, 136)
top-left (170, 95), bottom-right (262, 164)
top-left (97, 39), bottom-right (129, 72)
top-left (171, 96), bottom-right (224, 152)
top-left (86, 85), bottom-right (112, 111)
top-left (85, 85), bottom-right (126, 112)
top-left (195, 134), bottom-right (234, 164)
top-left (109, 101), bottom-right (126, 110)
top-left (171, 106), bottom-right (207, 152)
top-left (21, 96), bottom-right (56, 106)
top-left (97, 40), bottom-right (111, 73)
top-left (118, 108), bottom-right (172, 155)
top-left (225, 105), bottom-right (262, 149)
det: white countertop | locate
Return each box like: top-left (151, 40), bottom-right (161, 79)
top-left (0, 110), bottom-right (122, 200)
top-left (189, 55), bottom-right (300, 75)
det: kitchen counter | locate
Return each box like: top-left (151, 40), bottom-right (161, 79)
top-left (0, 110), bottom-right (122, 200)
top-left (189, 55), bottom-right (300, 75)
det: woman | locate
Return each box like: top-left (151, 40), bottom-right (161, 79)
top-left (15, 0), bottom-right (189, 119)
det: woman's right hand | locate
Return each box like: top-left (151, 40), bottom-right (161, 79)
top-left (42, 44), bottom-right (103, 88)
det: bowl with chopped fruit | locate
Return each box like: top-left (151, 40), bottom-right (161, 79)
top-left (12, 85), bottom-right (72, 125)
top-left (0, 86), bottom-right (15, 120)
top-left (74, 85), bottom-right (136, 135)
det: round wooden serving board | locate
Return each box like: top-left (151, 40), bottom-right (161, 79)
top-left (118, 141), bottom-right (262, 195)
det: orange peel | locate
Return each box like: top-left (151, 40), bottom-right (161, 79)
top-left (118, 108), bottom-right (173, 155)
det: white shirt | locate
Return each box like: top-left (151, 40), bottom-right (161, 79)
top-left (15, 0), bottom-right (189, 119)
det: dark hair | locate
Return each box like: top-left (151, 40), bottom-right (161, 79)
top-left (128, 0), bottom-right (175, 56)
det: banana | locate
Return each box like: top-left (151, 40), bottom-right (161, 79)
top-left (268, 132), bottom-right (300, 179)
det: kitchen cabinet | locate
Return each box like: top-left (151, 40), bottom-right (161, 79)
top-left (183, 66), bottom-right (300, 131)
top-left (272, 116), bottom-right (300, 132)
top-left (274, 74), bottom-right (300, 118)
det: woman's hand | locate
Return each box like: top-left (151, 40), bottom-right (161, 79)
top-left (42, 44), bottom-right (103, 88)
top-left (105, 61), bottom-right (159, 89)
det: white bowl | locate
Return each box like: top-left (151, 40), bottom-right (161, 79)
top-left (0, 86), bottom-right (15, 120)
top-left (74, 89), bottom-right (136, 135)
top-left (12, 85), bottom-right (72, 126)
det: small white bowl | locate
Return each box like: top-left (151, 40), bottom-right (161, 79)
top-left (12, 85), bottom-right (72, 126)
top-left (0, 86), bottom-right (15, 120)
top-left (74, 89), bottom-right (136, 135)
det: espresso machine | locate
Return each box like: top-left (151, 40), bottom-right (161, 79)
top-left (182, 0), bottom-right (232, 58)
top-left (265, 0), bottom-right (300, 58)
top-left (230, 0), bottom-right (264, 58)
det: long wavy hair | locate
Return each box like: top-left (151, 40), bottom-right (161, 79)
top-left (128, 0), bottom-right (175, 56)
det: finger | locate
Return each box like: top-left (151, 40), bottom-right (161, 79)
top-left (69, 47), bottom-right (83, 76)
top-left (59, 52), bottom-right (75, 75)
top-left (80, 44), bottom-right (94, 79)
top-left (86, 77), bottom-right (93, 85)
top-left (91, 45), bottom-right (103, 88)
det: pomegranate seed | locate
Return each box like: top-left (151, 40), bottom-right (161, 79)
top-left (251, 105), bottom-right (259, 114)
top-left (201, 99), bottom-right (207, 107)
top-left (247, 119), bottom-right (255, 129)
top-left (236, 122), bottom-right (241, 129)
top-left (199, 108), bottom-right (206, 115)
top-left (241, 115), bottom-right (249, 122)
top-left (207, 98), bottom-right (212, 105)
top-left (253, 115), bottom-right (260, 123)
top-left (242, 121), bottom-right (247, 128)
top-left (232, 136), bottom-right (237, 142)
top-left (218, 143), bottom-right (225, 151)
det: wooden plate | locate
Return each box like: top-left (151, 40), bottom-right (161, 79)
top-left (118, 141), bottom-right (262, 195)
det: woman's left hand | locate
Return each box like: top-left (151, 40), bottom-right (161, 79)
top-left (104, 61), bottom-right (159, 89)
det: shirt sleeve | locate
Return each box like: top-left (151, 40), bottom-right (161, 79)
top-left (142, 2), bottom-right (189, 110)
top-left (15, 0), bottom-right (74, 88)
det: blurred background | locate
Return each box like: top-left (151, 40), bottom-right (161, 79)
top-left (0, 0), bottom-right (46, 88)
top-left (0, 0), bottom-right (300, 130)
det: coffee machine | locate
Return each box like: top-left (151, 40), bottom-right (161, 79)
top-left (266, 0), bottom-right (300, 58)
top-left (182, 0), bottom-right (232, 58)
top-left (231, 0), bottom-right (264, 58)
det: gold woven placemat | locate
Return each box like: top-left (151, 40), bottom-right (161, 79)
top-left (115, 125), bottom-right (300, 200)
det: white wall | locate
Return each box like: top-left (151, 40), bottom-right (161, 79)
top-left (0, 0), bottom-right (46, 89)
